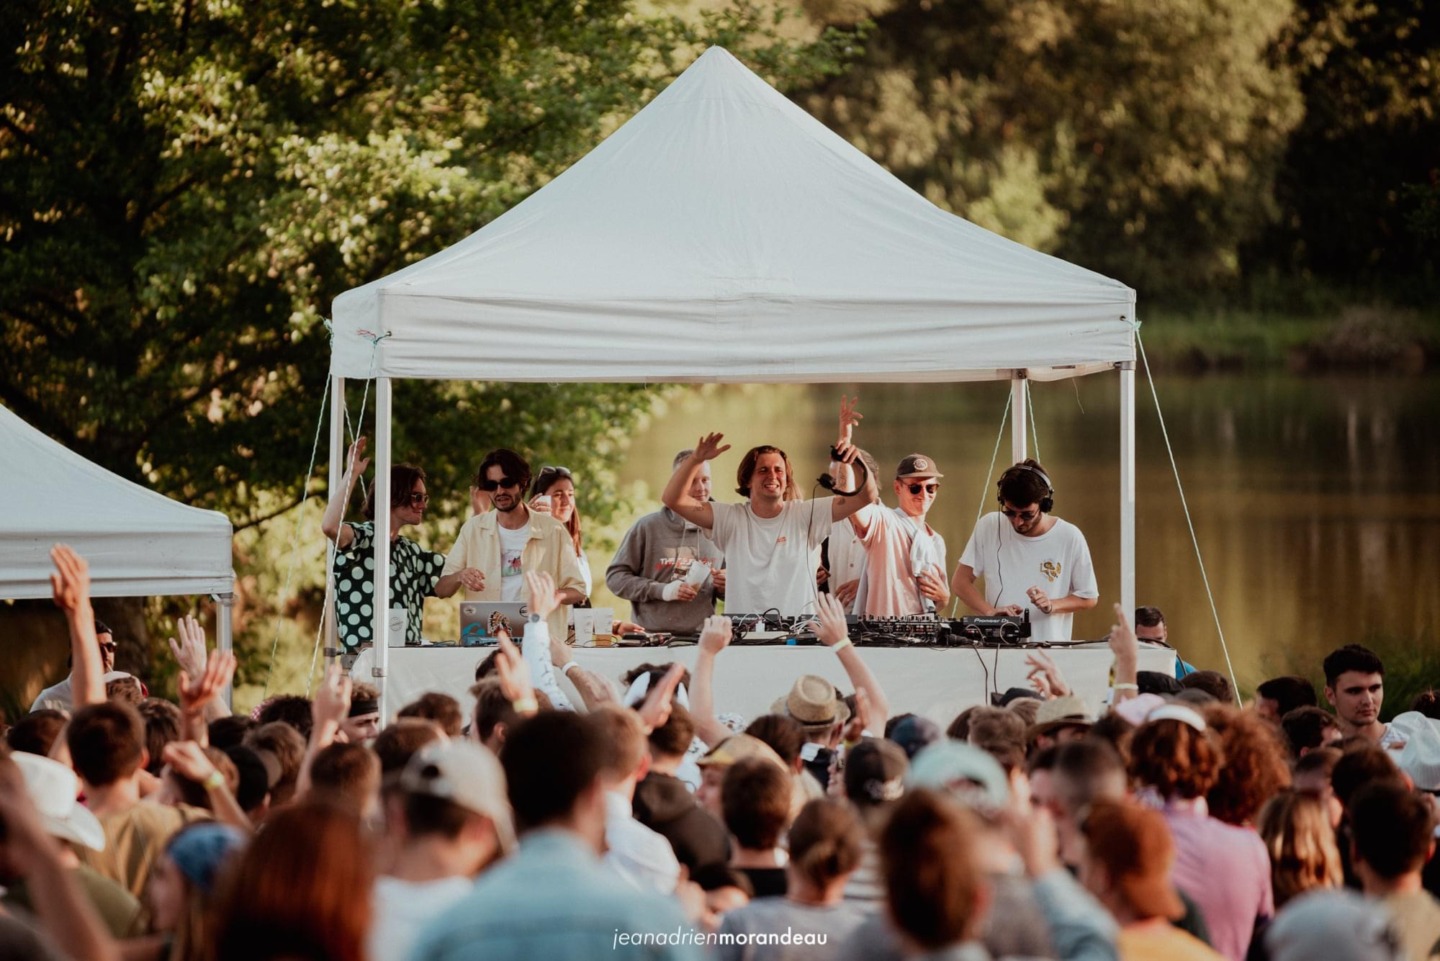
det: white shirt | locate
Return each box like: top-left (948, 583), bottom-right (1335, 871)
top-left (709, 498), bottom-right (834, 616)
top-left (603, 790), bottom-right (681, 895)
top-left (369, 874), bottom-right (473, 961)
top-left (497, 524), bottom-right (529, 602)
top-left (959, 512), bottom-right (1098, 642)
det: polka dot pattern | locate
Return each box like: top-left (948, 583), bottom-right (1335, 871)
top-left (333, 521), bottom-right (445, 653)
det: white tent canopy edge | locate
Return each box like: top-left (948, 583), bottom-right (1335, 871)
top-left (327, 47), bottom-right (1140, 716)
top-left (0, 403), bottom-right (236, 656)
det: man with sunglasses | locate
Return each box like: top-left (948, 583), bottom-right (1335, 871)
top-left (443, 448), bottom-right (587, 641)
top-left (29, 619), bottom-right (117, 713)
top-left (951, 458), bottom-right (1098, 642)
top-left (842, 452), bottom-right (952, 617)
top-left (323, 437), bottom-right (464, 653)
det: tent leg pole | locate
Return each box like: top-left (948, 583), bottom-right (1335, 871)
top-left (325, 376), bottom-right (345, 669)
top-left (1119, 362), bottom-right (1137, 629)
top-left (214, 592), bottom-right (235, 711)
top-left (374, 378), bottom-right (393, 727)
top-left (1010, 374), bottom-right (1028, 463)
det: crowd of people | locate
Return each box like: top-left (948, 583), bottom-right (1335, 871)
top-left (5, 395), bottom-right (1438, 960)
top-left (6, 529), bottom-right (1440, 961)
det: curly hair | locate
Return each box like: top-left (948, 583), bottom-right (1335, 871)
top-left (1203, 704), bottom-right (1292, 826)
top-left (1127, 718), bottom-right (1223, 800)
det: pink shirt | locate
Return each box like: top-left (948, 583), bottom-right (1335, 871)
top-left (1161, 799), bottom-right (1273, 961)
top-left (854, 506), bottom-right (946, 617)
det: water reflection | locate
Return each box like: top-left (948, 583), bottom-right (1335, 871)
top-left (594, 373), bottom-right (1440, 689)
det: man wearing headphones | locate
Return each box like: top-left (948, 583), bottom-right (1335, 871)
top-left (950, 459), bottom-right (1098, 642)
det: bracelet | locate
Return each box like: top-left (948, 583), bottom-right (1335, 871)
top-left (512, 696), bottom-right (538, 713)
top-left (203, 770), bottom-right (225, 791)
top-left (562, 661), bottom-right (580, 676)
top-left (831, 637), bottom-right (853, 653)
top-left (1112, 682), bottom-right (1139, 691)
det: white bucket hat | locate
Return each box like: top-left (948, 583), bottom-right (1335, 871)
top-left (13, 752), bottom-right (106, 851)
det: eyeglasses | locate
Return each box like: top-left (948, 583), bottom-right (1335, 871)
top-left (98, 641), bottom-right (117, 653)
top-left (906, 483), bottom-right (940, 495)
top-left (405, 492), bottom-right (430, 507)
top-left (1001, 506), bottom-right (1040, 522)
top-left (478, 476), bottom-right (520, 492)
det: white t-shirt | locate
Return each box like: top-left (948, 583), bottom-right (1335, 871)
top-left (497, 524), bottom-right (528, 602)
top-left (959, 512), bottom-right (1098, 642)
top-left (709, 498), bottom-right (835, 616)
top-left (826, 519), bottom-right (867, 613)
top-left (369, 874), bottom-right (473, 961)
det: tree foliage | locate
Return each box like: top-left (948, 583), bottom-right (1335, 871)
top-left (795, 0), bottom-right (1303, 296)
top-left (0, 0), bottom-right (862, 531)
top-left (1261, 0), bottom-right (1440, 283)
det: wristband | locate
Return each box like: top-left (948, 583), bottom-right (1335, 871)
top-left (831, 637), bottom-right (853, 653)
top-left (512, 696), bottom-right (538, 714)
top-left (1112, 682), bottom-right (1139, 691)
top-left (203, 770), bottom-right (225, 791)
top-left (562, 661), bottom-right (581, 676)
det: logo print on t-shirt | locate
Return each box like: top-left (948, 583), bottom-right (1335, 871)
top-left (502, 549), bottom-right (523, 578)
top-left (1041, 560), bottom-right (1061, 583)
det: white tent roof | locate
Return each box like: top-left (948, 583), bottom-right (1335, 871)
top-left (0, 404), bottom-right (234, 600)
top-left (332, 47), bottom-right (1136, 384)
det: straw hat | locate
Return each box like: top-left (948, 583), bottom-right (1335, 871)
top-left (772, 675), bottom-right (850, 728)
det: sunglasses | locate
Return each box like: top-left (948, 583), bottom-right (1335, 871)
top-left (406, 492), bottom-right (430, 507)
top-left (478, 476), bottom-right (520, 492)
top-left (1001, 506), bottom-right (1040, 522)
top-left (99, 641), bottom-right (117, 653)
top-left (537, 465), bottom-right (573, 482)
top-left (906, 482), bottom-right (940, 495)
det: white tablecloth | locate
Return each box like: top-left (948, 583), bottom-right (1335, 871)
top-left (353, 642), bottom-right (1177, 728)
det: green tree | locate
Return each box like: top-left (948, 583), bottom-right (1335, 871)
top-left (797, 0), bottom-right (1302, 296)
top-left (1260, 0), bottom-right (1440, 285)
top-left (0, 0), bottom-right (863, 688)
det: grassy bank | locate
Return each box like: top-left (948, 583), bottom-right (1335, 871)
top-left (1138, 303), bottom-right (1440, 371)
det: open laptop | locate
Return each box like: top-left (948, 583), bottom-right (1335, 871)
top-left (459, 602), bottom-right (529, 646)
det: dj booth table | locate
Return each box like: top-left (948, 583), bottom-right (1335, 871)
top-left (354, 641), bottom-right (1177, 728)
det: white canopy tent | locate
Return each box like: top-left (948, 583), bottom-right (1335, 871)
top-left (0, 403), bottom-right (236, 651)
top-left (329, 47), bottom-right (1140, 713)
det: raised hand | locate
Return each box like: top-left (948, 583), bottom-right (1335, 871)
top-left (698, 615), bottom-right (733, 655)
top-left (1107, 603), bottom-right (1139, 662)
top-left (48, 544), bottom-right (91, 614)
top-left (692, 433), bottom-right (731, 463)
top-left (1025, 651), bottom-right (1071, 699)
top-left (162, 740), bottom-right (220, 785)
top-left (809, 592), bottom-right (851, 648)
top-left (168, 614), bottom-right (208, 682)
top-left (312, 662), bottom-right (353, 732)
top-left (636, 663), bottom-right (685, 733)
top-left (346, 436), bottom-right (371, 477)
top-left (494, 631), bottom-right (536, 712)
top-left (524, 570), bottom-right (562, 623)
top-left (178, 650), bottom-right (236, 720)
top-left (837, 395), bottom-right (862, 447)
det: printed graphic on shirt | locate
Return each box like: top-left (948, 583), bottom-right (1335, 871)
top-left (1041, 560), bottom-right (1062, 582)
top-left (653, 547), bottom-right (704, 581)
top-left (501, 549), bottom-right (523, 579)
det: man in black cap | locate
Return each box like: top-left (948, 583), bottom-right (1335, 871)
top-left (841, 451), bottom-right (950, 617)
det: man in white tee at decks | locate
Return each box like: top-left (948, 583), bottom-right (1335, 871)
top-left (950, 459), bottom-right (1098, 642)
top-left (661, 417), bottom-right (878, 617)
top-left (444, 448), bottom-right (587, 640)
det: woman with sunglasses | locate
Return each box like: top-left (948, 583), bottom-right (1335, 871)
top-left (322, 437), bottom-right (482, 654)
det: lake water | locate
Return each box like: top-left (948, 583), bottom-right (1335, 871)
top-left (592, 371), bottom-right (1440, 690)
